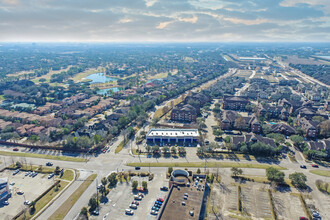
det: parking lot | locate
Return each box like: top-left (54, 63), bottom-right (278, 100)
top-left (95, 172), bottom-right (169, 220)
top-left (0, 169), bottom-right (55, 219)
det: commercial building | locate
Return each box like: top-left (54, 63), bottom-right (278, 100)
top-left (0, 177), bottom-right (10, 202)
top-left (146, 129), bottom-right (200, 144)
top-left (158, 169), bottom-right (208, 220)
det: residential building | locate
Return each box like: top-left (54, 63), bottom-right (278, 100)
top-left (298, 117), bottom-right (320, 138)
top-left (270, 123), bottom-right (296, 136)
top-left (222, 96), bottom-right (250, 111)
top-left (231, 134), bottom-right (276, 150)
top-left (171, 104), bottom-right (197, 122)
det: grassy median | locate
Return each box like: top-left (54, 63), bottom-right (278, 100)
top-left (0, 150), bottom-right (86, 162)
top-left (49, 173), bottom-right (97, 220)
top-left (126, 162), bottom-right (286, 170)
top-left (115, 140), bottom-right (126, 153)
top-left (310, 170), bottom-right (330, 177)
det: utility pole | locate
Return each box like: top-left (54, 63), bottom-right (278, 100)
top-left (96, 179), bottom-right (99, 210)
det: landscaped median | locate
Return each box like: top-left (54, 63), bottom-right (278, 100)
top-left (126, 162), bottom-right (287, 170)
top-left (0, 150), bottom-right (87, 162)
top-left (310, 170), bottom-right (330, 177)
top-left (49, 173), bottom-right (97, 219)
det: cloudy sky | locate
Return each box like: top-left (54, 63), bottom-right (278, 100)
top-left (0, 0), bottom-right (329, 42)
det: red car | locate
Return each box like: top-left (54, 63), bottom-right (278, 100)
top-left (299, 217), bottom-right (308, 220)
top-left (131, 201), bottom-right (139, 205)
top-left (13, 148), bottom-right (19, 151)
top-left (157, 198), bottom-right (164, 202)
top-left (311, 164), bottom-right (319, 168)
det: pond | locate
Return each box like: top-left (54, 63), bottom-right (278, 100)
top-left (97, 87), bottom-right (123, 96)
top-left (85, 72), bottom-right (118, 84)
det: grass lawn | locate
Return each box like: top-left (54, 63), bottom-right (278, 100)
top-left (17, 181), bottom-right (69, 220)
top-left (60, 169), bottom-right (75, 181)
top-left (49, 174), bottom-right (97, 220)
top-left (8, 164), bottom-right (55, 173)
top-left (115, 140), bottom-right (126, 154)
top-left (310, 170), bottom-right (330, 177)
top-left (239, 174), bottom-right (293, 187)
top-left (0, 150), bottom-right (86, 162)
top-left (126, 162), bottom-right (286, 170)
top-left (71, 67), bottom-right (103, 82)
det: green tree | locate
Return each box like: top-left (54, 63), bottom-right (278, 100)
top-left (266, 167), bottom-right (285, 184)
top-left (266, 133), bottom-right (285, 144)
top-left (132, 180), bottom-right (138, 190)
top-left (145, 145), bottom-right (151, 153)
top-left (107, 173), bottom-right (118, 187)
top-left (320, 120), bottom-right (330, 138)
top-left (142, 181), bottom-right (148, 190)
top-left (231, 167), bottom-right (243, 177)
top-left (88, 197), bottom-right (98, 211)
top-left (168, 167), bottom-right (173, 174)
top-left (93, 134), bottom-right (102, 144)
top-left (197, 168), bottom-right (201, 174)
top-left (163, 146), bottom-right (170, 154)
top-left (80, 207), bottom-right (88, 217)
top-left (171, 146), bottom-right (177, 155)
top-left (151, 117), bottom-right (160, 126)
top-left (290, 135), bottom-right (305, 150)
top-left (289, 172), bottom-right (307, 188)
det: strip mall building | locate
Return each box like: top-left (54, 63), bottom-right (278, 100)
top-left (146, 128), bottom-right (200, 144)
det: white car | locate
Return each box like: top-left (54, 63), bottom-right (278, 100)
top-left (129, 204), bottom-right (137, 209)
top-left (17, 190), bottom-right (24, 195)
top-left (125, 209), bottom-right (134, 215)
top-left (24, 200), bottom-right (31, 205)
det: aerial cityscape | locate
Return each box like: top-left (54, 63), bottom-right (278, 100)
top-left (0, 1), bottom-right (329, 220)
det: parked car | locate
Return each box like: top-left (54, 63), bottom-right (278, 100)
top-left (48, 173), bottom-right (55, 179)
top-left (17, 190), bottom-right (24, 195)
top-left (157, 198), bottom-right (164, 202)
top-left (160, 186), bottom-right (168, 191)
top-left (137, 193), bottom-right (144, 198)
top-left (299, 217), bottom-right (308, 220)
top-left (29, 172), bottom-right (35, 177)
top-left (152, 206), bottom-right (160, 211)
top-left (25, 171), bottom-right (31, 176)
top-left (24, 200), bottom-right (31, 205)
top-left (46, 162), bottom-right (53, 166)
top-left (311, 164), bottom-right (319, 168)
top-left (31, 172), bottom-right (38, 177)
top-left (131, 201), bottom-right (139, 205)
top-left (10, 182), bottom-right (15, 186)
top-left (13, 169), bottom-right (19, 175)
top-left (134, 195), bottom-right (142, 200)
top-left (125, 209), bottom-right (134, 215)
top-left (135, 166), bottom-right (141, 170)
top-left (150, 210), bottom-right (158, 215)
top-left (13, 148), bottom-right (19, 151)
top-left (129, 204), bottom-right (137, 209)
top-left (92, 210), bottom-right (99, 215)
top-left (300, 165), bottom-right (307, 169)
top-left (154, 203), bottom-right (161, 208)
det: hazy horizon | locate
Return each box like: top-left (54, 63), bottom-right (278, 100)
top-left (1, 0), bottom-right (329, 42)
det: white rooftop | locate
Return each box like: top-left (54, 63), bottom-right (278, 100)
top-left (147, 128), bottom-right (199, 138)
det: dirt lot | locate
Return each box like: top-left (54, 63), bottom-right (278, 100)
top-left (0, 170), bottom-right (55, 219)
top-left (95, 172), bottom-right (169, 220)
